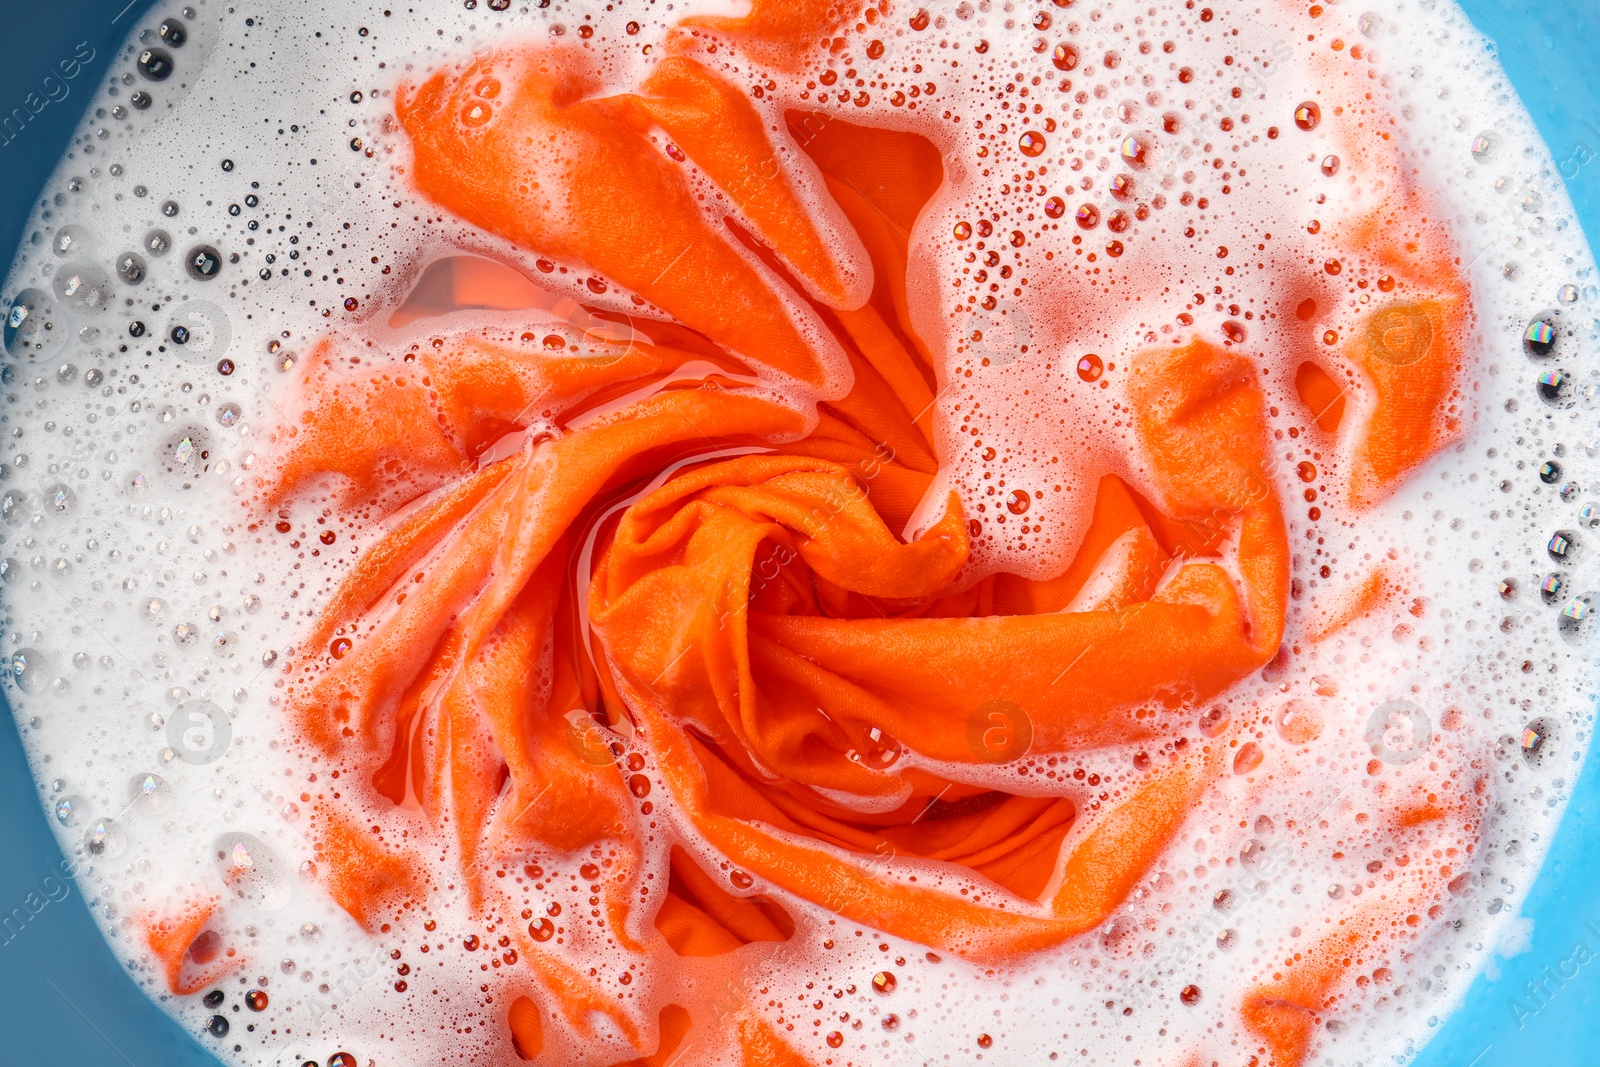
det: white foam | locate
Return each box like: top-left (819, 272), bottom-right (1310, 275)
top-left (3, 0), bottom-right (1598, 1064)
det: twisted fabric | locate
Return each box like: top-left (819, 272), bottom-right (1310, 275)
top-left (214, 5), bottom-right (1478, 1063)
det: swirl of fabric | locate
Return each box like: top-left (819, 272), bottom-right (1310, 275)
top-left (238, 4), bottom-right (1478, 1065)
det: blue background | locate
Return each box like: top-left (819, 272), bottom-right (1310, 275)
top-left (0, 1), bottom-right (1597, 1064)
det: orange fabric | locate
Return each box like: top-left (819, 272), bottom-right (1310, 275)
top-left (675, 0), bottom-right (861, 69)
top-left (655, 846), bottom-right (795, 957)
top-left (509, 996), bottom-right (545, 1061)
top-left (1294, 360), bottom-right (1348, 434)
top-left (1307, 566), bottom-right (1403, 644)
top-left (1240, 787), bottom-right (1481, 1066)
top-left (141, 897), bottom-right (239, 995)
top-left (251, 17), bottom-right (1475, 1066)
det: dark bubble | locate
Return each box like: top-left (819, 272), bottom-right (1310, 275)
top-left (129, 321), bottom-right (146, 338)
top-left (116, 252), bottom-right (147, 284)
top-left (137, 47), bottom-right (175, 82)
top-left (1541, 460), bottom-right (1563, 484)
top-left (202, 989), bottom-right (225, 1008)
top-left (144, 229), bottom-right (171, 256)
top-left (228, 204), bottom-right (241, 216)
top-left (158, 17), bottom-right (188, 46)
top-left (1537, 368), bottom-right (1573, 407)
top-left (1524, 311), bottom-right (1558, 358)
top-left (130, 90), bottom-right (153, 110)
top-left (244, 194), bottom-right (259, 208)
top-left (161, 200), bottom-right (180, 218)
top-left (170, 325), bottom-right (190, 345)
top-left (1549, 529), bottom-right (1580, 566)
top-left (186, 245), bottom-right (223, 280)
top-left (206, 1014), bottom-right (229, 1037)
top-left (489, 0), bottom-right (510, 8)
top-left (220, 158), bottom-right (234, 172)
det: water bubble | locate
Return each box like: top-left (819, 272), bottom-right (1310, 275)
top-left (1558, 594), bottom-right (1595, 644)
top-left (1540, 572), bottom-right (1565, 602)
top-left (1521, 191), bottom-right (1544, 213)
top-left (137, 47), bottom-right (175, 81)
top-left (872, 970), bottom-right (897, 994)
top-left (10, 648), bottom-right (49, 693)
top-left (1075, 203), bottom-right (1100, 229)
top-left (1276, 699), bottom-right (1323, 744)
top-left (52, 262), bottom-right (113, 312)
top-left (1052, 43), bottom-right (1079, 70)
top-left (5, 288), bottom-right (65, 358)
top-left (164, 425), bottom-right (213, 485)
top-left (158, 17), bottom-right (188, 46)
top-left (52, 225), bottom-right (94, 257)
top-left (185, 245), bottom-right (223, 280)
top-left (55, 794), bottom-right (86, 826)
top-left (1541, 461), bottom-right (1563, 484)
top-left (1548, 529), bottom-right (1579, 565)
top-left (144, 229), bottom-right (172, 257)
top-left (127, 772), bottom-right (172, 813)
top-left (1358, 11), bottom-right (1383, 36)
top-left (1471, 131), bottom-right (1499, 162)
top-left (1537, 369), bottom-right (1573, 407)
top-left (1521, 313), bottom-right (1560, 362)
top-left (1520, 716), bottom-right (1557, 768)
top-left (213, 831), bottom-right (291, 910)
top-left (44, 483), bottom-right (75, 515)
top-left (1119, 131), bottom-right (1155, 169)
top-left (1232, 741), bottom-right (1263, 774)
top-left (207, 1015), bottom-right (230, 1038)
top-left (130, 90), bottom-right (152, 110)
top-left (1293, 101), bottom-right (1320, 131)
top-left (1580, 502), bottom-right (1600, 528)
top-left (1558, 284), bottom-right (1580, 304)
top-left (117, 252), bottom-right (147, 285)
top-left (216, 402), bottom-right (241, 427)
top-left (84, 817), bottom-right (126, 858)
top-left (1320, 155), bottom-right (1341, 177)
top-left (1018, 130), bottom-right (1047, 157)
top-left (0, 488), bottom-right (31, 526)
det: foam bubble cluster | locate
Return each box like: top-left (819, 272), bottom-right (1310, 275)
top-left (3, 1), bottom-right (1598, 1065)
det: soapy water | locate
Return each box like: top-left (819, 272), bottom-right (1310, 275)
top-left (1, 0), bottom-right (1598, 1065)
